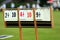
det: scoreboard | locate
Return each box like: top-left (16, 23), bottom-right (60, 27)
top-left (3, 7), bottom-right (53, 28)
top-left (4, 8), bottom-right (50, 21)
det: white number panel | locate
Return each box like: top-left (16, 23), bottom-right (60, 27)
top-left (35, 8), bottom-right (50, 21)
top-left (19, 10), bottom-right (33, 21)
top-left (4, 10), bottom-right (18, 21)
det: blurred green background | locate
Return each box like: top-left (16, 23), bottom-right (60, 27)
top-left (0, 11), bottom-right (60, 40)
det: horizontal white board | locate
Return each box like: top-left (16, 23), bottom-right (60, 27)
top-left (4, 8), bottom-right (50, 21)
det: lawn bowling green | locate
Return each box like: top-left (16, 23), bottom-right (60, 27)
top-left (2, 7), bottom-right (54, 28)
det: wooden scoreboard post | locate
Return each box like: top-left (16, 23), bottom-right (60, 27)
top-left (17, 8), bottom-right (23, 40)
top-left (50, 6), bottom-right (54, 29)
top-left (33, 8), bottom-right (38, 40)
top-left (2, 9), bottom-right (7, 28)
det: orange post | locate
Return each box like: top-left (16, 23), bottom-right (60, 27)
top-left (2, 9), bottom-right (7, 28)
top-left (17, 8), bottom-right (23, 40)
top-left (50, 6), bottom-right (54, 29)
top-left (33, 8), bottom-right (38, 40)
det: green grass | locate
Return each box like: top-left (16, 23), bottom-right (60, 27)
top-left (0, 11), bottom-right (60, 40)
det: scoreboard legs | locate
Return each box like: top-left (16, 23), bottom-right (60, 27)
top-left (18, 8), bottom-right (38, 40)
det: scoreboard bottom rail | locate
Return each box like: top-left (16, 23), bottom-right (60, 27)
top-left (6, 21), bottom-right (51, 28)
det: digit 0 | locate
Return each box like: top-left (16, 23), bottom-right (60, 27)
top-left (12, 12), bottom-right (16, 17)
